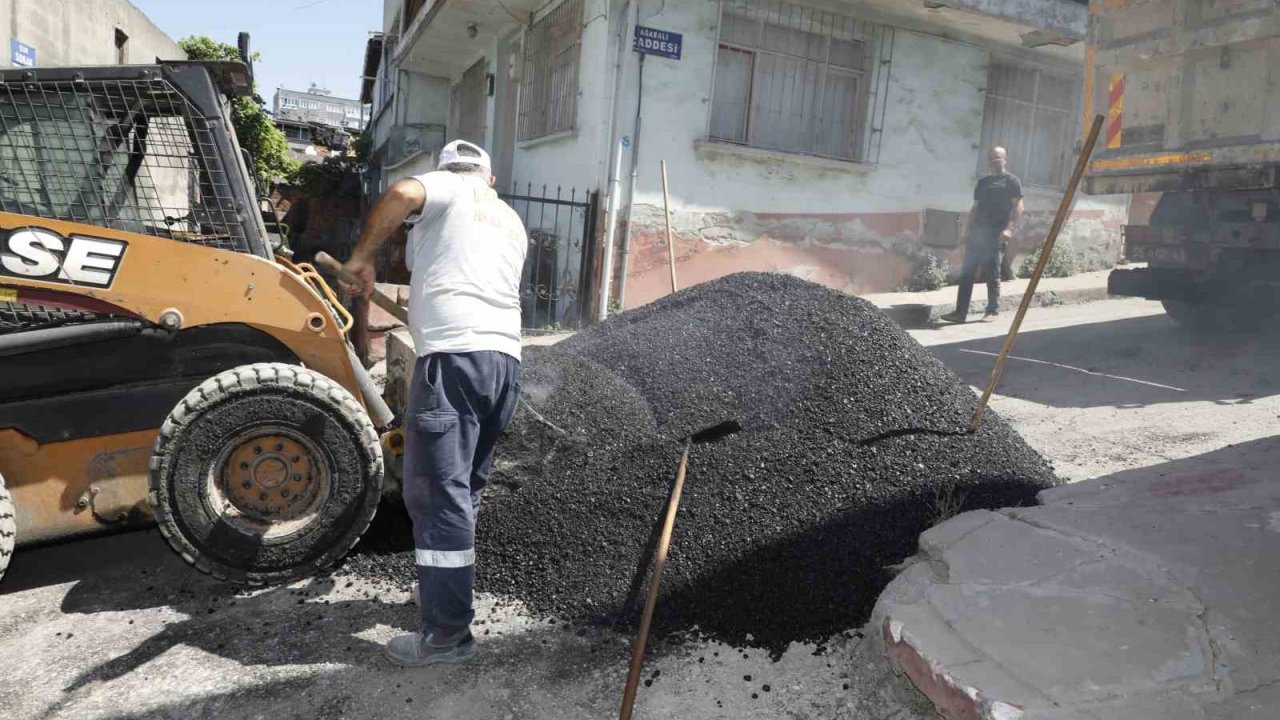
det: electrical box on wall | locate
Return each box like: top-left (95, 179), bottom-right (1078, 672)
top-left (922, 208), bottom-right (963, 249)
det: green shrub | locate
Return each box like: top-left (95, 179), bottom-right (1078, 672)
top-left (1019, 241), bottom-right (1078, 279)
top-left (179, 36), bottom-right (299, 190)
top-left (906, 250), bottom-right (949, 292)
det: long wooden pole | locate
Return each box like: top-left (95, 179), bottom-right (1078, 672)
top-left (619, 440), bottom-right (692, 720)
top-left (970, 114), bottom-right (1105, 432)
top-left (661, 160), bottom-right (678, 294)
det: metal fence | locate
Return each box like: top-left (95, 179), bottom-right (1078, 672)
top-left (501, 183), bottom-right (599, 331)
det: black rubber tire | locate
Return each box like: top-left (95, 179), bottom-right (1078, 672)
top-left (0, 472), bottom-right (14, 584)
top-left (1161, 300), bottom-right (1244, 332)
top-left (0, 302), bottom-right (97, 332)
top-left (149, 362), bottom-right (383, 585)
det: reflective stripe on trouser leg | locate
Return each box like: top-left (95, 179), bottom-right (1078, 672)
top-left (415, 547), bottom-right (476, 568)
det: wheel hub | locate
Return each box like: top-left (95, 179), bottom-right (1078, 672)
top-left (210, 429), bottom-right (330, 538)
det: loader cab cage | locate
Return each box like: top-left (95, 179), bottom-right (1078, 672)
top-left (0, 63), bottom-right (265, 256)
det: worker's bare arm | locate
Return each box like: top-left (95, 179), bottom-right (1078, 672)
top-left (340, 179), bottom-right (426, 298)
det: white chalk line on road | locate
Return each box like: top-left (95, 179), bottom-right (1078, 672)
top-left (957, 349), bottom-right (1188, 392)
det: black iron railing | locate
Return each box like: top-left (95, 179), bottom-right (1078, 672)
top-left (500, 183), bottom-right (599, 331)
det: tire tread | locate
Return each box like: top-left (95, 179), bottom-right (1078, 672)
top-left (148, 361), bottom-right (383, 586)
top-left (0, 473), bottom-right (15, 583)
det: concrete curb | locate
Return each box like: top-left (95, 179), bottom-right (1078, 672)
top-left (992, 285), bottom-right (1113, 314)
top-left (878, 286), bottom-right (1114, 325)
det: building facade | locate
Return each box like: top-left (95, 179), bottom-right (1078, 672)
top-left (3, 0), bottom-right (183, 68)
top-left (273, 85), bottom-right (368, 132)
top-left (367, 0), bottom-right (1125, 311)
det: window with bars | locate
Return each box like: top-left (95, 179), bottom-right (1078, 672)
top-left (979, 61), bottom-right (1080, 189)
top-left (0, 78), bottom-right (248, 252)
top-left (710, 0), bottom-right (882, 162)
top-left (518, 0), bottom-right (584, 142)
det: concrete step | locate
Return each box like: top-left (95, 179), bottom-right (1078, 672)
top-left (870, 437), bottom-right (1280, 719)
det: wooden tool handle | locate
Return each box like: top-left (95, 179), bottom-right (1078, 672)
top-left (313, 251), bottom-right (409, 325)
top-left (969, 114), bottom-right (1105, 432)
top-left (619, 440), bottom-right (692, 720)
top-left (660, 160), bottom-right (678, 295)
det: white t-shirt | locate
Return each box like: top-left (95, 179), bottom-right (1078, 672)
top-left (404, 171), bottom-right (527, 360)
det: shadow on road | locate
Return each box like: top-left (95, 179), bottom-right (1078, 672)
top-left (1044, 432), bottom-right (1280, 505)
top-left (929, 313), bottom-right (1280, 409)
top-left (3, 522), bottom-right (631, 720)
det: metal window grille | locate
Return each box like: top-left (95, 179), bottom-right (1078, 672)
top-left (980, 61), bottom-right (1081, 188)
top-left (710, 0), bottom-right (893, 162)
top-left (0, 77), bottom-right (248, 251)
top-left (518, 0), bottom-right (584, 142)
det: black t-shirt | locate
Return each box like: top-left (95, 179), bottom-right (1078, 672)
top-left (973, 172), bottom-right (1023, 230)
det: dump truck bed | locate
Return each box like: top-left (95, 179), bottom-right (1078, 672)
top-left (1084, 0), bottom-right (1280, 195)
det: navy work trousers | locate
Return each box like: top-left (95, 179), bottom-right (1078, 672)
top-left (403, 351), bottom-right (520, 637)
top-left (954, 225), bottom-right (1003, 317)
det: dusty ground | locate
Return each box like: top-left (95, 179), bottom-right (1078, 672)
top-left (4, 296), bottom-right (1273, 720)
top-left (912, 298), bottom-right (1280, 483)
top-left (0, 528), bottom-right (929, 720)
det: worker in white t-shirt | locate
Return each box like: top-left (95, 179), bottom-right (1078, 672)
top-left (341, 140), bottom-right (527, 667)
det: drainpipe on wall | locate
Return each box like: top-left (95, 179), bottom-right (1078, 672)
top-left (597, 0), bottom-right (634, 321)
top-left (615, 48), bottom-right (645, 309)
top-left (599, 143), bottom-right (624, 321)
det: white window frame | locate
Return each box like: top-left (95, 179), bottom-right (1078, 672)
top-left (979, 58), bottom-right (1081, 190)
top-left (705, 0), bottom-right (881, 163)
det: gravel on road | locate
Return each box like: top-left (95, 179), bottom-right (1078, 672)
top-left (348, 272), bottom-right (1057, 655)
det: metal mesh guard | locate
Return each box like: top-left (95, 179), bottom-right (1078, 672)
top-left (0, 77), bottom-right (247, 252)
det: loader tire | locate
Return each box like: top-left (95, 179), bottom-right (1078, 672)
top-left (149, 363), bottom-right (383, 585)
top-left (0, 473), bottom-right (14, 584)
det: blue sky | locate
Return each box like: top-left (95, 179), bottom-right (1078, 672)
top-left (131, 0), bottom-right (381, 104)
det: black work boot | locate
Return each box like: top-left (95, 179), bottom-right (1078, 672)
top-left (384, 630), bottom-right (476, 667)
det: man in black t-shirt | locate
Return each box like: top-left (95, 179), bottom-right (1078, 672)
top-left (941, 146), bottom-right (1024, 323)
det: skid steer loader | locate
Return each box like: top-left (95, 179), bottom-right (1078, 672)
top-left (0, 60), bottom-right (397, 585)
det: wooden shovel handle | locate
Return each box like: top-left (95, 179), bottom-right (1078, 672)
top-left (313, 251), bottom-right (409, 325)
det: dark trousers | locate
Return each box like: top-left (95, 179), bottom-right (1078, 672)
top-left (954, 227), bottom-right (1002, 316)
top-left (403, 351), bottom-right (520, 637)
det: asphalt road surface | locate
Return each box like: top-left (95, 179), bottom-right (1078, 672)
top-left (4, 297), bottom-right (1273, 720)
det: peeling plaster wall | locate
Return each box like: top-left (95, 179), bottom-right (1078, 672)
top-left (504, 0), bottom-right (1127, 308)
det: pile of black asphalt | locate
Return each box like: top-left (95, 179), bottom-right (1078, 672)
top-left (348, 272), bottom-right (1057, 655)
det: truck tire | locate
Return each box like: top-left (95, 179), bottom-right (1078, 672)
top-left (149, 362), bottom-right (383, 585)
top-left (0, 473), bottom-right (14, 584)
top-left (1162, 300), bottom-right (1226, 331)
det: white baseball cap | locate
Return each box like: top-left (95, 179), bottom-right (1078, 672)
top-left (438, 139), bottom-right (491, 172)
